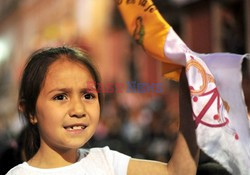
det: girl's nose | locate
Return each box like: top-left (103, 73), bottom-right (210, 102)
top-left (69, 97), bottom-right (86, 118)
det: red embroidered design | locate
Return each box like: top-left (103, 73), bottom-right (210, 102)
top-left (186, 55), bottom-right (239, 140)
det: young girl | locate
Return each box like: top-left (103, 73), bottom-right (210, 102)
top-left (6, 46), bottom-right (199, 175)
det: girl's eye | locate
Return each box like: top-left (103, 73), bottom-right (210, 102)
top-left (53, 94), bottom-right (67, 101)
top-left (84, 93), bottom-right (96, 100)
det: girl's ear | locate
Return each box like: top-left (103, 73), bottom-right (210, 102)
top-left (29, 115), bottom-right (38, 125)
top-left (18, 100), bottom-right (38, 124)
top-left (18, 102), bottom-right (25, 113)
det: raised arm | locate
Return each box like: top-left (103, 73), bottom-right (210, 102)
top-left (167, 68), bottom-right (199, 174)
top-left (127, 69), bottom-right (199, 175)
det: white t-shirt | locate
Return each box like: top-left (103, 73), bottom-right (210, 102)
top-left (6, 147), bottom-right (131, 175)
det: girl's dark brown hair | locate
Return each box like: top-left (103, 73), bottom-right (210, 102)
top-left (18, 46), bottom-right (103, 160)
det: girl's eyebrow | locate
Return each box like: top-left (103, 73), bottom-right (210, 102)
top-left (82, 87), bottom-right (98, 93)
top-left (47, 87), bottom-right (97, 94)
top-left (47, 88), bottom-right (71, 94)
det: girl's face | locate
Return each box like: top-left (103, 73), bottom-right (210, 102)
top-left (33, 57), bottom-right (100, 152)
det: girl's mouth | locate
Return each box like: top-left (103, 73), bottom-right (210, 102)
top-left (64, 124), bottom-right (87, 132)
top-left (64, 125), bottom-right (86, 130)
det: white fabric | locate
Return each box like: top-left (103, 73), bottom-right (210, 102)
top-left (6, 147), bottom-right (131, 175)
top-left (164, 28), bottom-right (250, 175)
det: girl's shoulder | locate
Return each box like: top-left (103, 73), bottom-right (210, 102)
top-left (5, 159), bottom-right (84, 175)
top-left (80, 146), bottom-right (131, 162)
top-left (80, 146), bottom-right (131, 175)
top-left (6, 147), bottom-right (131, 175)
top-left (5, 162), bottom-right (28, 175)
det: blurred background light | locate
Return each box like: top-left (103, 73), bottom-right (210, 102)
top-left (0, 35), bottom-right (12, 63)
